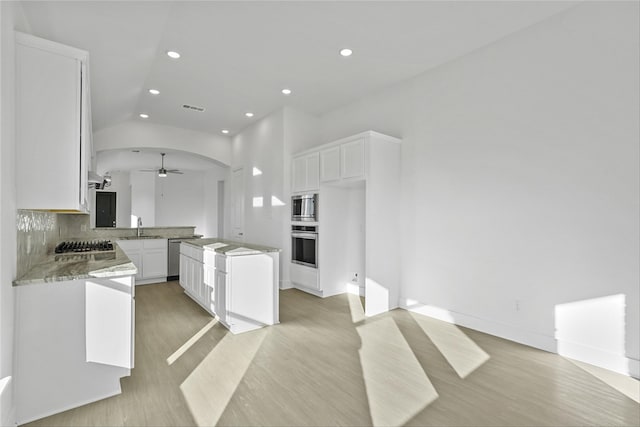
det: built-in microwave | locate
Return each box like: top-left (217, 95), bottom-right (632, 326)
top-left (291, 193), bottom-right (318, 222)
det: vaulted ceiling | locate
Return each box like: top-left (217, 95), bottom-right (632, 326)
top-left (18, 1), bottom-right (576, 139)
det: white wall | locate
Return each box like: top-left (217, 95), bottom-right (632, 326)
top-left (0, 2), bottom-right (27, 424)
top-left (155, 172), bottom-right (205, 234)
top-left (318, 2), bottom-right (640, 376)
top-left (94, 120), bottom-right (232, 166)
top-left (204, 168), bottom-right (229, 238)
top-left (130, 172), bottom-right (155, 227)
top-left (92, 167), bottom-right (227, 236)
top-left (232, 109), bottom-right (286, 247)
top-left (231, 107), bottom-right (320, 287)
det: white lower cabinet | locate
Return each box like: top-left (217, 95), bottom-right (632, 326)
top-left (179, 244), bottom-right (213, 315)
top-left (14, 275), bottom-right (134, 424)
top-left (116, 239), bottom-right (167, 285)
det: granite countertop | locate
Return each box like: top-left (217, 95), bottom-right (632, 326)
top-left (115, 234), bottom-right (202, 240)
top-left (181, 238), bottom-right (281, 256)
top-left (13, 245), bottom-right (137, 286)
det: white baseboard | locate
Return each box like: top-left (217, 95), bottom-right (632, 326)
top-left (400, 299), bottom-right (639, 379)
top-left (135, 277), bottom-right (166, 286)
top-left (279, 280), bottom-right (294, 290)
top-left (557, 339), bottom-right (640, 379)
top-left (345, 283), bottom-right (364, 296)
top-left (292, 284), bottom-right (323, 297)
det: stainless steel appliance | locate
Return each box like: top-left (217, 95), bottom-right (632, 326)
top-left (168, 237), bottom-right (201, 280)
top-left (54, 240), bottom-right (114, 253)
top-left (291, 193), bottom-right (318, 222)
top-left (291, 225), bottom-right (318, 268)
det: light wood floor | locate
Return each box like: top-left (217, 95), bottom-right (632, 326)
top-left (26, 281), bottom-right (639, 426)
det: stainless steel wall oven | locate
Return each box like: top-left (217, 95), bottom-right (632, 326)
top-left (291, 225), bottom-right (318, 268)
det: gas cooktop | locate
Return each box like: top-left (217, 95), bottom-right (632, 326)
top-left (54, 240), bottom-right (114, 254)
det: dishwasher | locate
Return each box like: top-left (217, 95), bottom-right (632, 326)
top-left (168, 237), bottom-right (200, 281)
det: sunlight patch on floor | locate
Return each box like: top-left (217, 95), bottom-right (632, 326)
top-left (357, 317), bottom-right (438, 427)
top-left (180, 328), bottom-right (267, 426)
top-left (567, 358), bottom-right (639, 403)
top-left (167, 319), bottom-right (218, 365)
top-left (409, 312), bottom-right (489, 379)
top-left (347, 292), bottom-right (366, 323)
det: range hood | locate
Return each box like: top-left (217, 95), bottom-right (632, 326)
top-left (88, 171), bottom-right (103, 184)
top-left (88, 171), bottom-right (112, 189)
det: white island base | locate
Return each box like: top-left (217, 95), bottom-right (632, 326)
top-left (180, 239), bottom-right (280, 334)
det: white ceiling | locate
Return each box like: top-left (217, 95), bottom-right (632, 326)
top-left (19, 1), bottom-right (576, 137)
top-left (97, 148), bottom-right (224, 175)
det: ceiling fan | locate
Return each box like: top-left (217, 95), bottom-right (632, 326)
top-left (140, 152), bottom-right (183, 177)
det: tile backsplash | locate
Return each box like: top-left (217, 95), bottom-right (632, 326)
top-left (16, 210), bottom-right (197, 279)
top-left (16, 210), bottom-right (60, 278)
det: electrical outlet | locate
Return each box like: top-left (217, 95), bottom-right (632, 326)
top-left (352, 273), bottom-right (358, 283)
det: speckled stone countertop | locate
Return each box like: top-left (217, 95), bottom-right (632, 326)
top-left (13, 245), bottom-right (137, 286)
top-left (181, 238), bottom-right (281, 256)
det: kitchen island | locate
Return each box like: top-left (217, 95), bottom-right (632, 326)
top-left (180, 238), bottom-right (280, 334)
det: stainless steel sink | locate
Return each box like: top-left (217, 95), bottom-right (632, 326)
top-left (118, 235), bottom-right (164, 240)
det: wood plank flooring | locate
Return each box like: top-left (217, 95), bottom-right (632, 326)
top-left (25, 281), bottom-right (639, 426)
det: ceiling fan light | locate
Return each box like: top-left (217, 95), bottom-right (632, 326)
top-left (158, 168), bottom-right (167, 178)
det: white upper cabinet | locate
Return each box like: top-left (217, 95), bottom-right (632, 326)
top-left (15, 32), bottom-right (92, 212)
top-left (292, 152), bottom-right (319, 193)
top-left (320, 137), bottom-right (365, 183)
top-left (320, 146), bottom-right (340, 182)
top-left (340, 138), bottom-right (365, 179)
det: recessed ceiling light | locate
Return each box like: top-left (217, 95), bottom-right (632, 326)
top-left (139, 113), bottom-right (149, 119)
top-left (166, 51), bottom-right (181, 59)
top-left (339, 48), bottom-right (353, 57)
top-left (245, 112), bottom-right (254, 118)
top-left (148, 89), bottom-right (160, 95)
top-left (221, 129), bottom-right (229, 134)
top-left (281, 88), bottom-right (292, 95)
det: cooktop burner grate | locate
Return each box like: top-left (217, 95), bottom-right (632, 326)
top-left (54, 240), bottom-right (114, 254)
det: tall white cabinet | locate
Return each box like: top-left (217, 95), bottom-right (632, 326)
top-left (15, 32), bottom-right (93, 212)
top-left (291, 131), bottom-right (402, 316)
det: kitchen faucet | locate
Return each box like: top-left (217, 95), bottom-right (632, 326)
top-left (137, 217), bottom-right (143, 237)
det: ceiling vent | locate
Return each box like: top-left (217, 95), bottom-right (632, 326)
top-left (182, 104), bottom-right (206, 112)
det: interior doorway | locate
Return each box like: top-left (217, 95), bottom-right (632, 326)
top-left (96, 191), bottom-right (117, 227)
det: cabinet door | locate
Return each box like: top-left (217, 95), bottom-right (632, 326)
top-left (116, 240), bottom-right (143, 282)
top-left (193, 261), bottom-right (204, 301)
top-left (85, 276), bottom-right (133, 369)
top-left (179, 254), bottom-right (187, 289)
top-left (320, 147), bottom-right (340, 182)
top-left (16, 34), bottom-right (86, 211)
top-left (306, 152), bottom-right (320, 190)
top-left (341, 138), bottom-right (365, 179)
top-left (142, 248), bottom-right (167, 279)
top-left (215, 271), bottom-right (227, 321)
top-left (184, 257), bottom-right (193, 293)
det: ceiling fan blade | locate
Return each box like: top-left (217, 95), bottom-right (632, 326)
top-left (167, 170), bottom-right (183, 174)
top-left (139, 169), bottom-right (158, 172)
